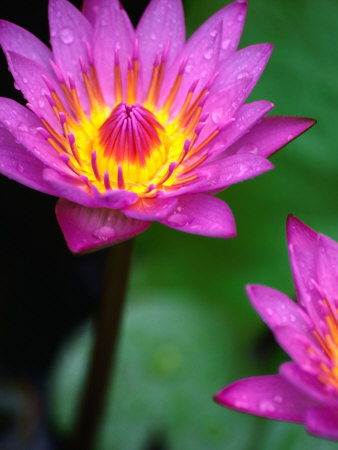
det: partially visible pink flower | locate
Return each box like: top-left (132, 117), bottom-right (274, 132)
top-left (0, 0), bottom-right (314, 252)
top-left (215, 215), bottom-right (338, 441)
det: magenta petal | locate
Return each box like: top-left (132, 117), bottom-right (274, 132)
top-left (43, 168), bottom-right (97, 207)
top-left (137, 0), bottom-right (185, 98)
top-left (215, 374), bottom-right (315, 422)
top-left (274, 326), bottom-right (324, 371)
top-left (49, 0), bottom-right (93, 112)
top-left (0, 126), bottom-right (57, 195)
top-left (90, 185), bottom-right (139, 209)
top-left (159, 194), bottom-right (236, 238)
top-left (6, 52), bottom-right (62, 130)
top-left (227, 116), bottom-right (316, 158)
top-left (280, 362), bottom-right (338, 409)
top-left (195, 153), bottom-right (274, 193)
top-left (0, 20), bottom-right (53, 74)
top-left (92, 0), bottom-right (134, 105)
top-left (82, 0), bottom-right (103, 24)
top-left (305, 406), bottom-right (338, 440)
top-left (55, 199), bottom-right (151, 253)
top-left (287, 215), bottom-right (325, 321)
top-left (306, 407), bottom-right (338, 440)
top-left (122, 196), bottom-right (178, 221)
top-left (196, 77), bottom-right (252, 145)
top-left (0, 98), bottom-right (73, 176)
top-left (160, 20), bottom-right (222, 113)
top-left (316, 234), bottom-right (338, 308)
top-left (246, 284), bottom-right (313, 337)
top-left (205, 101), bottom-right (274, 159)
top-left (212, 43), bottom-right (273, 97)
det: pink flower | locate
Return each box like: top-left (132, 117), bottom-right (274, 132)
top-left (0, 0), bottom-right (314, 252)
top-left (215, 215), bottom-right (338, 440)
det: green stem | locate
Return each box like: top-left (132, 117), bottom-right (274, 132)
top-left (71, 238), bottom-right (134, 450)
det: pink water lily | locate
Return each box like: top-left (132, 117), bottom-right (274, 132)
top-left (215, 215), bottom-right (338, 441)
top-left (0, 0), bottom-right (314, 252)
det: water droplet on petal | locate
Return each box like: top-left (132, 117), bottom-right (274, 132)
top-left (274, 395), bottom-right (283, 404)
top-left (185, 64), bottom-right (192, 73)
top-left (222, 39), bottom-right (231, 50)
top-left (203, 48), bottom-right (213, 60)
top-left (60, 28), bottom-right (74, 45)
top-left (167, 213), bottom-right (189, 227)
top-left (212, 108), bottom-right (224, 124)
top-left (287, 134), bottom-right (294, 141)
top-left (38, 99), bottom-right (45, 108)
top-left (210, 29), bottom-right (218, 38)
top-left (22, 77), bottom-right (28, 84)
top-left (266, 308), bottom-right (273, 316)
top-left (237, 71), bottom-right (249, 80)
top-left (259, 400), bottom-right (275, 413)
top-left (18, 123), bottom-right (28, 132)
top-left (237, 14), bottom-right (245, 22)
top-left (150, 32), bottom-right (156, 40)
top-left (290, 314), bottom-right (296, 322)
top-left (17, 164), bottom-right (24, 173)
top-left (92, 226), bottom-right (115, 242)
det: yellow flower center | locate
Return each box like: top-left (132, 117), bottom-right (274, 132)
top-left (34, 44), bottom-right (220, 197)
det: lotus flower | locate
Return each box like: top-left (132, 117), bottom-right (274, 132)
top-left (215, 215), bottom-right (338, 440)
top-left (0, 0), bottom-right (314, 252)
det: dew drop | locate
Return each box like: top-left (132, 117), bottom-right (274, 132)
top-left (209, 29), bottom-right (218, 38)
top-left (287, 134), bottom-right (294, 141)
top-left (211, 108), bottom-right (224, 124)
top-left (222, 39), bottom-right (231, 50)
top-left (22, 77), bottom-right (28, 84)
top-left (185, 64), bottom-right (192, 73)
top-left (92, 226), bottom-right (115, 242)
top-left (18, 123), bottom-right (28, 132)
top-left (274, 395), bottom-right (283, 404)
top-left (60, 28), bottom-right (74, 45)
top-left (290, 314), bottom-right (296, 322)
top-left (167, 213), bottom-right (189, 227)
top-left (38, 99), bottom-right (45, 108)
top-left (17, 164), bottom-right (24, 173)
top-left (258, 400), bottom-right (275, 413)
top-left (150, 32), bottom-right (156, 40)
top-left (266, 308), bottom-right (273, 316)
top-left (237, 71), bottom-right (249, 80)
top-left (237, 14), bottom-right (245, 22)
top-left (203, 48), bottom-right (213, 60)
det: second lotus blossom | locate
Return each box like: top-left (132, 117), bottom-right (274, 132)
top-left (216, 215), bottom-right (338, 441)
top-left (0, 0), bottom-right (315, 252)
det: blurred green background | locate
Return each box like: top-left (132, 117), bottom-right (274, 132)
top-left (49, 0), bottom-right (338, 448)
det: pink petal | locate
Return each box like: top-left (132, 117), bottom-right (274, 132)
top-left (215, 374), bottom-right (315, 422)
top-left (0, 97), bottom-right (73, 176)
top-left (90, 185), bottom-right (139, 209)
top-left (202, 1), bottom-right (248, 61)
top-left (280, 362), bottom-right (338, 409)
top-left (82, 0), bottom-right (103, 24)
top-left (274, 326), bottom-right (325, 372)
top-left (43, 168), bottom-right (96, 207)
top-left (159, 193), bottom-right (236, 238)
top-left (195, 153), bottom-right (274, 193)
top-left (49, 0), bottom-right (93, 112)
top-left (316, 234), bottom-right (338, 309)
top-left (6, 52), bottom-right (62, 130)
top-left (122, 196), bottom-right (178, 221)
top-left (0, 126), bottom-right (57, 195)
top-left (287, 215), bottom-right (325, 322)
top-left (159, 21), bottom-right (222, 113)
top-left (205, 100), bottom-right (274, 159)
top-left (246, 285), bottom-right (314, 337)
top-left (55, 199), bottom-right (151, 253)
top-left (227, 116), bottom-right (316, 158)
top-left (0, 20), bottom-right (53, 74)
top-left (92, 0), bottom-right (134, 105)
top-left (137, 0), bottom-right (185, 99)
top-left (305, 406), bottom-right (338, 440)
top-left (195, 77), bottom-right (253, 146)
top-left (211, 44), bottom-right (273, 98)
